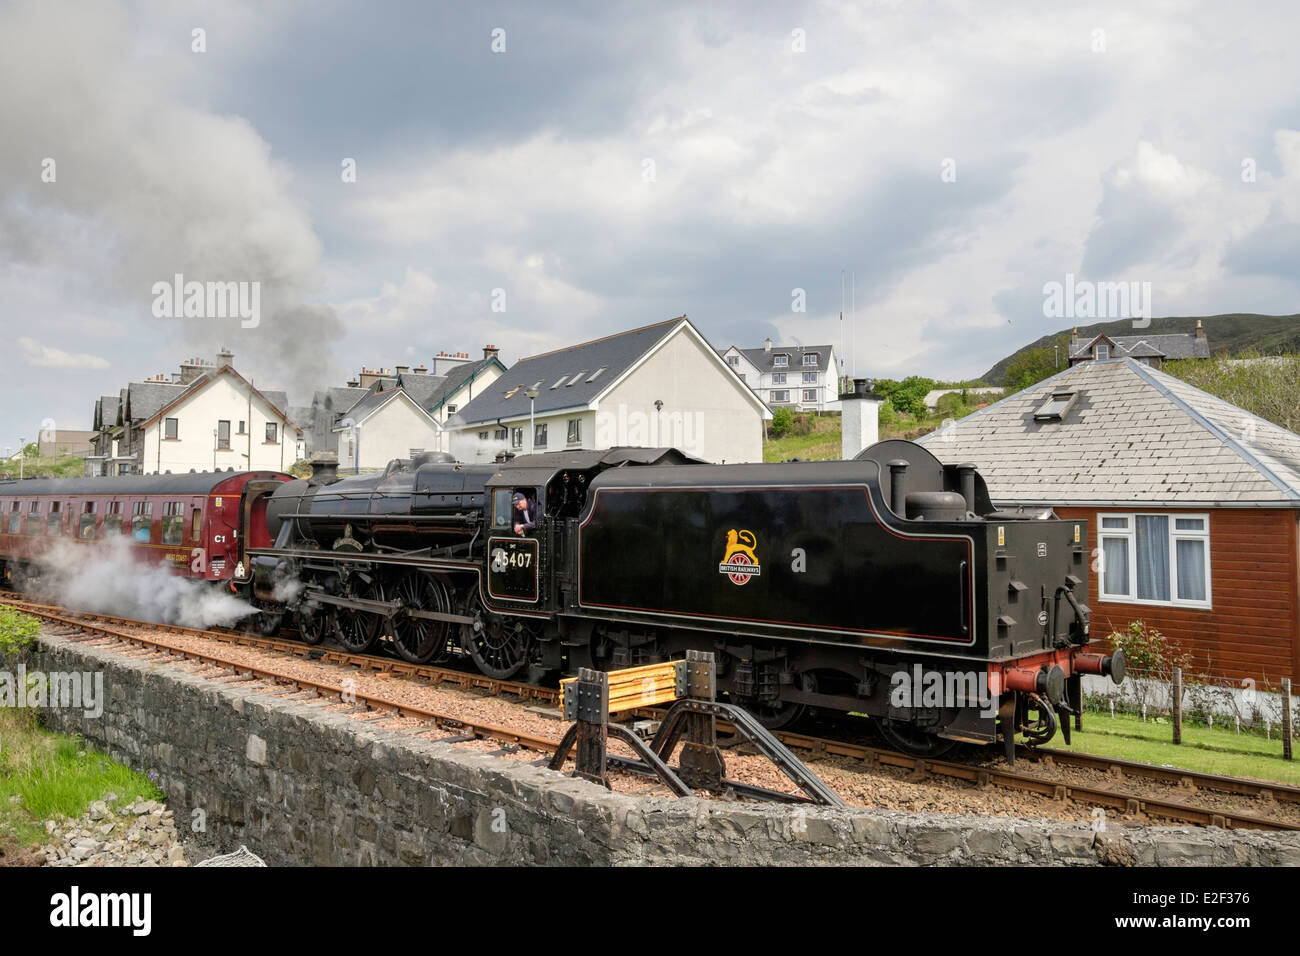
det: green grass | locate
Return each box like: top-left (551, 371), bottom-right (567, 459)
top-left (0, 707), bottom-right (163, 853)
top-left (0, 453), bottom-right (85, 480)
top-left (1057, 711), bottom-right (1300, 786)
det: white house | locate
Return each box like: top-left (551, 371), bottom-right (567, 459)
top-left (136, 362), bottom-right (300, 474)
top-left (334, 387), bottom-right (443, 472)
top-left (448, 315), bottom-right (771, 464)
top-left (717, 339), bottom-right (841, 412)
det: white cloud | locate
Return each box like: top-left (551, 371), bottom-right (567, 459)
top-left (18, 338), bottom-right (111, 370)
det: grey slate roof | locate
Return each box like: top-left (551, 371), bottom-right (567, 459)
top-left (334, 388), bottom-right (427, 427)
top-left (454, 317), bottom-right (685, 425)
top-left (719, 343), bottom-right (833, 374)
top-left (94, 395), bottom-right (120, 430)
top-left (395, 372), bottom-right (448, 410)
top-left (125, 381), bottom-right (186, 423)
top-left (423, 358), bottom-right (504, 413)
top-left (917, 358), bottom-right (1300, 507)
top-left (1070, 332), bottom-right (1210, 361)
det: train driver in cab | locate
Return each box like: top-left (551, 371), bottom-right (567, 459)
top-left (512, 492), bottom-right (536, 536)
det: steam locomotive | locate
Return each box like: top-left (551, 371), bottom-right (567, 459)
top-left (235, 439), bottom-right (1124, 758)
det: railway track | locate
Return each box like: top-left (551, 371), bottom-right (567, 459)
top-left (6, 597), bottom-right (1300, 831)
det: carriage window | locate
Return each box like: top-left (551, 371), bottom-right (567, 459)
top-left (493, 489), bottom-right (512, 530)
top-left (132, 500), bottom-right (153, 541)
top-left (47, 501), bottom-right (63, 535)
top-left (191, 507), bottom-right (202, 540)
top-left (7, 502), bottom-right (19, 535)
top-left (26, 501), bottom-right (41, 535)
top-left (104, 500), bottom-right (124, 534)
top-left (162, 501), bottom-right (184, 545)
top-left (79, 502), bottom-right (97, 539)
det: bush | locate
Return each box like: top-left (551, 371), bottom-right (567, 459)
top-left (1109, 620), bottom-right (1193, 675)
top-left (770, 406), bottom-right (795, 438)
top-left (0, 608), bottom-right (40, 653)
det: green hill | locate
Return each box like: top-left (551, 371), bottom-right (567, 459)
top-left (980, 313), bottom-right (1300, 385)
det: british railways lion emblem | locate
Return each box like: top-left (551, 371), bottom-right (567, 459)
top-left (718, 529), bottom-right (761, 585)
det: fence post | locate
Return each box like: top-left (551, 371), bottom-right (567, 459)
top-left (1284, 678), bottom-right (1293, 762)
top-left (1172, 667), bottom-right (1182, 746)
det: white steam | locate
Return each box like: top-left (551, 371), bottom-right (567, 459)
top-left (32, 537), bottom-right (255, 630)
top-left (0, 1), bottom-right (343, 396)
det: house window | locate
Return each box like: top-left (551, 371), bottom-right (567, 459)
top-left (217, 420), bottom-right (231, 450)
top-left (511, 427), bottom-right (524, 449)
top-left (164, 418), bottom-right (178, 440)
top-left (534, 423), bottom-right (548, 448)
top-left (265, 422), bottom-right (278, 444)
top-left (1095, 344), bottom-right (1110, 360)
top-left (771, 390), bottom-right (790, 404)
top-left (118, 464), bottom-right (131, 476)
top-left (802, 371), bottom-right (817, 384)
top-left (446, 405), bottom-right (457, 414)
top-left (478, 431), bottom-right (489, 440)
top-left (1098, 513), bottom-right (1211, 608)
top-left (237, 420), bottom-right (246, 435)
top-left (132, 500), bottom-right (153, 541)
top-left (162, 501), bottom-right (184, 545)
top-left (773, 354), bottom-right (789, 367)
top-left (727, 355), bottom-right (739, 367)
top-left (803, 353), bottom-right (819, 366)
top-left (1034, 391), bottom-right (1077, 422)
top-left (567, 419), bottom-right (581, 444)
top-left (772, 372), bottom-right (787, 385)
top-left (803, 389), bottom-right (817, 402)
top-left (495, 428), bottom-right (507, 441)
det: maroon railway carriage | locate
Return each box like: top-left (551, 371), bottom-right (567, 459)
top-left (0, 470), bottom-right (292, 591)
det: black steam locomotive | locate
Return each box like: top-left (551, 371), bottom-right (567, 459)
top-left (240, 439), bottom-right (1124, 757)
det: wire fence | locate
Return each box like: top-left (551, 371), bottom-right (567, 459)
top-left (1083, 664), bottom-right (1298, 747)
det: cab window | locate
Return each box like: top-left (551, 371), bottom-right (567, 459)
top-left (492, 489), bottom-right (512, 531)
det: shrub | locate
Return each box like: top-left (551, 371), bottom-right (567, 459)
top-left (1109, 620), bottom-right (1193, 675)
top-left (0, 607), bottom-right (40, 653)
top-left (770, 406), bottom-right (795, 438)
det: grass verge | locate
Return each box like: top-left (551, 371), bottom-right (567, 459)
top-left (1055, 711), bottom-right (1300, 786)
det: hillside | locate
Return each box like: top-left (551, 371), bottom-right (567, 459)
top-left (980, 313), bottom-right (1300, 385)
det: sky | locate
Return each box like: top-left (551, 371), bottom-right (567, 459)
top-left (1, 0), bottom-right (1298, 452)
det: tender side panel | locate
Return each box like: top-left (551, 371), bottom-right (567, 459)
top-left (577, 485), bottom-right (979, 647)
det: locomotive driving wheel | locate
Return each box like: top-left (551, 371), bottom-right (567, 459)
top-left (390, 572), bottom-right (453, 664)
top-left (461, 605), bottom-right (536, 680)
top-left (334, 578), bottom-right (385, 653)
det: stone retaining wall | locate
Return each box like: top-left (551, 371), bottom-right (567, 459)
top-left (14, 632), bottom-right (1300, 866)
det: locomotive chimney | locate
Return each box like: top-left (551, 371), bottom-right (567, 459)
top-left (957, 463), bottom-right (977, 513)
top-left (840, 378), bottom-right (882, 460)
top-left (887, 459), bottom-right (909, 516)
top-left (309, 452), bottom-right (340, 484)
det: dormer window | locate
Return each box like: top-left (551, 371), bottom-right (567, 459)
top-left (1034, 390), bottom-right (1078, 422)
top-left (1095, 344), bottom-right (1110, 360)
top-left (802, 353), bottom-right (819, 366)
top-left (773, 354), bottom-right (789, 367)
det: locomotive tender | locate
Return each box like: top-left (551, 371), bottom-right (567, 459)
top-left (242, 439), bottom-right (1124, 757)
top-left (0, 440), bottom-right (1124, 756)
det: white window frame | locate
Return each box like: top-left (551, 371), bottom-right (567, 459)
top-left (1095, 344), bottom-right (1110, 360)
top-left (772, 354), bottom-right (789, 368)
top-left (1097, 512), bottom-right (1212, 609)
top-left (567, 418), bottom-right (581, 445)
top-left (802, 389), bottom-right (817, 402)
top-left (772, 372), bottom-right (787, 385)
top-left (802, 353), bottom-right (819, 366)
top-left (770, 389), bottom-right (790, 404)
top-left (802, 371), bottom-right (817, 384)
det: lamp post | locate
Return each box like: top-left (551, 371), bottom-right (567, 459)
top-left (18, 437), bottom-right (25, 479)
top-left (525, 387), bottom-right (540, 455)
top-left (653, 399), bottom-right (664, 446)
